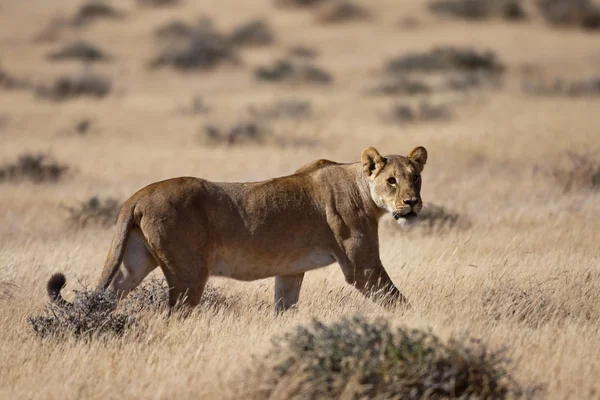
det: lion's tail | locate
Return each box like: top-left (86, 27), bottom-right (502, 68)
top-left (96, 201), bottom-right (136, 291)
top-left (46, 201), bottom-right (136, 305)
top-left (47, 272), bottom-right (69, 307)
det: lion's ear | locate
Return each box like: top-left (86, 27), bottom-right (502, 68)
top-left (361, 147), bottom-right (386, 178)
top-left (408, 146), bottom-right (428, 172)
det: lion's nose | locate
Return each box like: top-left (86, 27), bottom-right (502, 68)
top-left (403, 198), bottom-right (418, 207)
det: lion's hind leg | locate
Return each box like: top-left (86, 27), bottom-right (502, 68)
top-left (274, 273), bottom-right (305, 315)
top-left (152, 243), bottom-right (212, 310)
top-left (110, 227), bottom-right (159, 300)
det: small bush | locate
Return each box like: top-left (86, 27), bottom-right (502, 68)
top-left (522, 76), bottom-right (600, 97)
top-left (72, 118), bottom-right (93, 135)
top-left (388, 46), bottom-right (504, 74)
top-left (28, 282), bottom-right (134, 339)
top-left (202, 121), bottom-right (271, 146)
top-left (151, 26), bottom-right (237, 71)
top-left (178, 95), bottom-right (211, 115)
top-left (37, 71), bottom-right (112, 100)
top-left (0, 153), bottom-right (68, 183)
top-left (365, 76), bottom-right (431, 96)
top-left (247, 99), bottom-right (312, 120)
top-left (63, 196), bottom-right (121, 229)
top-left (154, 20), bottom-right (198, 40)
top-left (202, 119), bottom-right (317, 148)
top-left (137, 0), bottom-right (181, 6)
top-left (242, 316), bottom-right (529, 399)
top-left (255, 59), bottom-right (333, 85)
top-left (429, 0), bottom-right (526, 21)
top-left (316, 1), bottom-right (371, 23)
top-left (287, 44), bottom-right (319, 59)
top-left (382, 101), bottom-right (452, 124)
top-left (72, 2), bottom-right (122, 26)
top-left (275, 0), bottom-right (331, 8)
top-left (382, 47), bottom-right (504, 93)
top-left (28, 277), bottom-right (233, 339)
top-left (230, 19), bottom-right (274, 47)
top-left (416, 203), bottom-right (469, 232)
top-left (47, 41), bottom-right (111, 63)
top-left (550, 152), bottom-right (600, 192)
top-left (537, 0), bottom-right (600, 30)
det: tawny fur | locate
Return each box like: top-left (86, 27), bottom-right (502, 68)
top-left (47, 146), bottom-right (427, 314)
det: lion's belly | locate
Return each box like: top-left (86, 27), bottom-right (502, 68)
top-left (211, 249), bottom-right (335, 281)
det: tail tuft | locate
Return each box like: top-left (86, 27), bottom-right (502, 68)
top-left (47, 273), bottom-right (66, 302)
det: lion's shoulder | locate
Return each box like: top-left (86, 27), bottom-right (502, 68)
top-left (294, 159), bottom-right (340, 175)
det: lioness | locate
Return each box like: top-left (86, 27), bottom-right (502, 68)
top-left (47, 146), bottom-right (427, 313)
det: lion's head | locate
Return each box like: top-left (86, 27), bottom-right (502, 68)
top-left (361, 146), bottom-right (428, 227)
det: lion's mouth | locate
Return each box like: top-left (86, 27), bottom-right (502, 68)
top-left (393, 211), bottom-right (417, 221)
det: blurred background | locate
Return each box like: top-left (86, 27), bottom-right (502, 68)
top-left (1, 0), bottom-right (599, 266)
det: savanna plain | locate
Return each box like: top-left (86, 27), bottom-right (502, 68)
top-left (0, 0), bottom-right (599, 398)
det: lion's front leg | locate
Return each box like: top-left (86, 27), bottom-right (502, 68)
top-left (336, 240), bottom-right (408, 307)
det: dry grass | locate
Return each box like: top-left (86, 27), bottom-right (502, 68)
top-left (1, 0), bottom-right (600, 399)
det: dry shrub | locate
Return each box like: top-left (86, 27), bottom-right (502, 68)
top-left (549, 152), bottom-right (600, 192)
top-left (366, 77), bottom-right (431, 96)
top-left (537, 0), bottom-right (600, 30)
top-left (37, 71), bottom-right (112, 100)
top-left (203, 121), bottom-right (271, 146)
top-left (0, 153), bottom-right (68, 184)
top-left (255, 59), bottom-right (333, 85)
top-left (275, 0), bottom-right (331, 8)
top-left (287, 45), bottom-right (319, 59)
top-left (202, 120), bottom-right (317, 148)
top-left (388, 47), bottom-right (504, 74)
top-left (230, 19), bottom-right (274, 47)
top-left (522, 76), bottom-right (600, 97)
top-left (429, 0), bottom-right (526, 21)
top-left (154, 20), bottom-right (200, 41)
top-left (63, 196), bottom-right (121, 229)
top-left (137, 0), bottom-right (181, 6)
top-left (72, 2), bottom-right (122, 26)
top-left (28, 277), bottom-right (233, 339)
top-left (178, 95), bottom-right (211, 115)
top-left (71, 118), bottom-right (93, 135)
top-left (379, 47), bottom-right (504, 95)
top-left (316, 1), bottom-right (371, 23)
top-left (239, 316), bottom-right (530, 399)
top-left (47, 41), bottom-right (111, 63)
top-left (382, 101), bottom-right (452, 124)
top-left (247, 99), bottom-right (312, 120)
top-left (416, 203), bottom-right (467, 231)
top-left (28, 279), bottom-right (134, 339)
top-left (151, 24), bottom-right (237, 71)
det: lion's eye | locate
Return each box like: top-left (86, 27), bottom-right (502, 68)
top-left (387, 177), bottom-right (396, 185)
